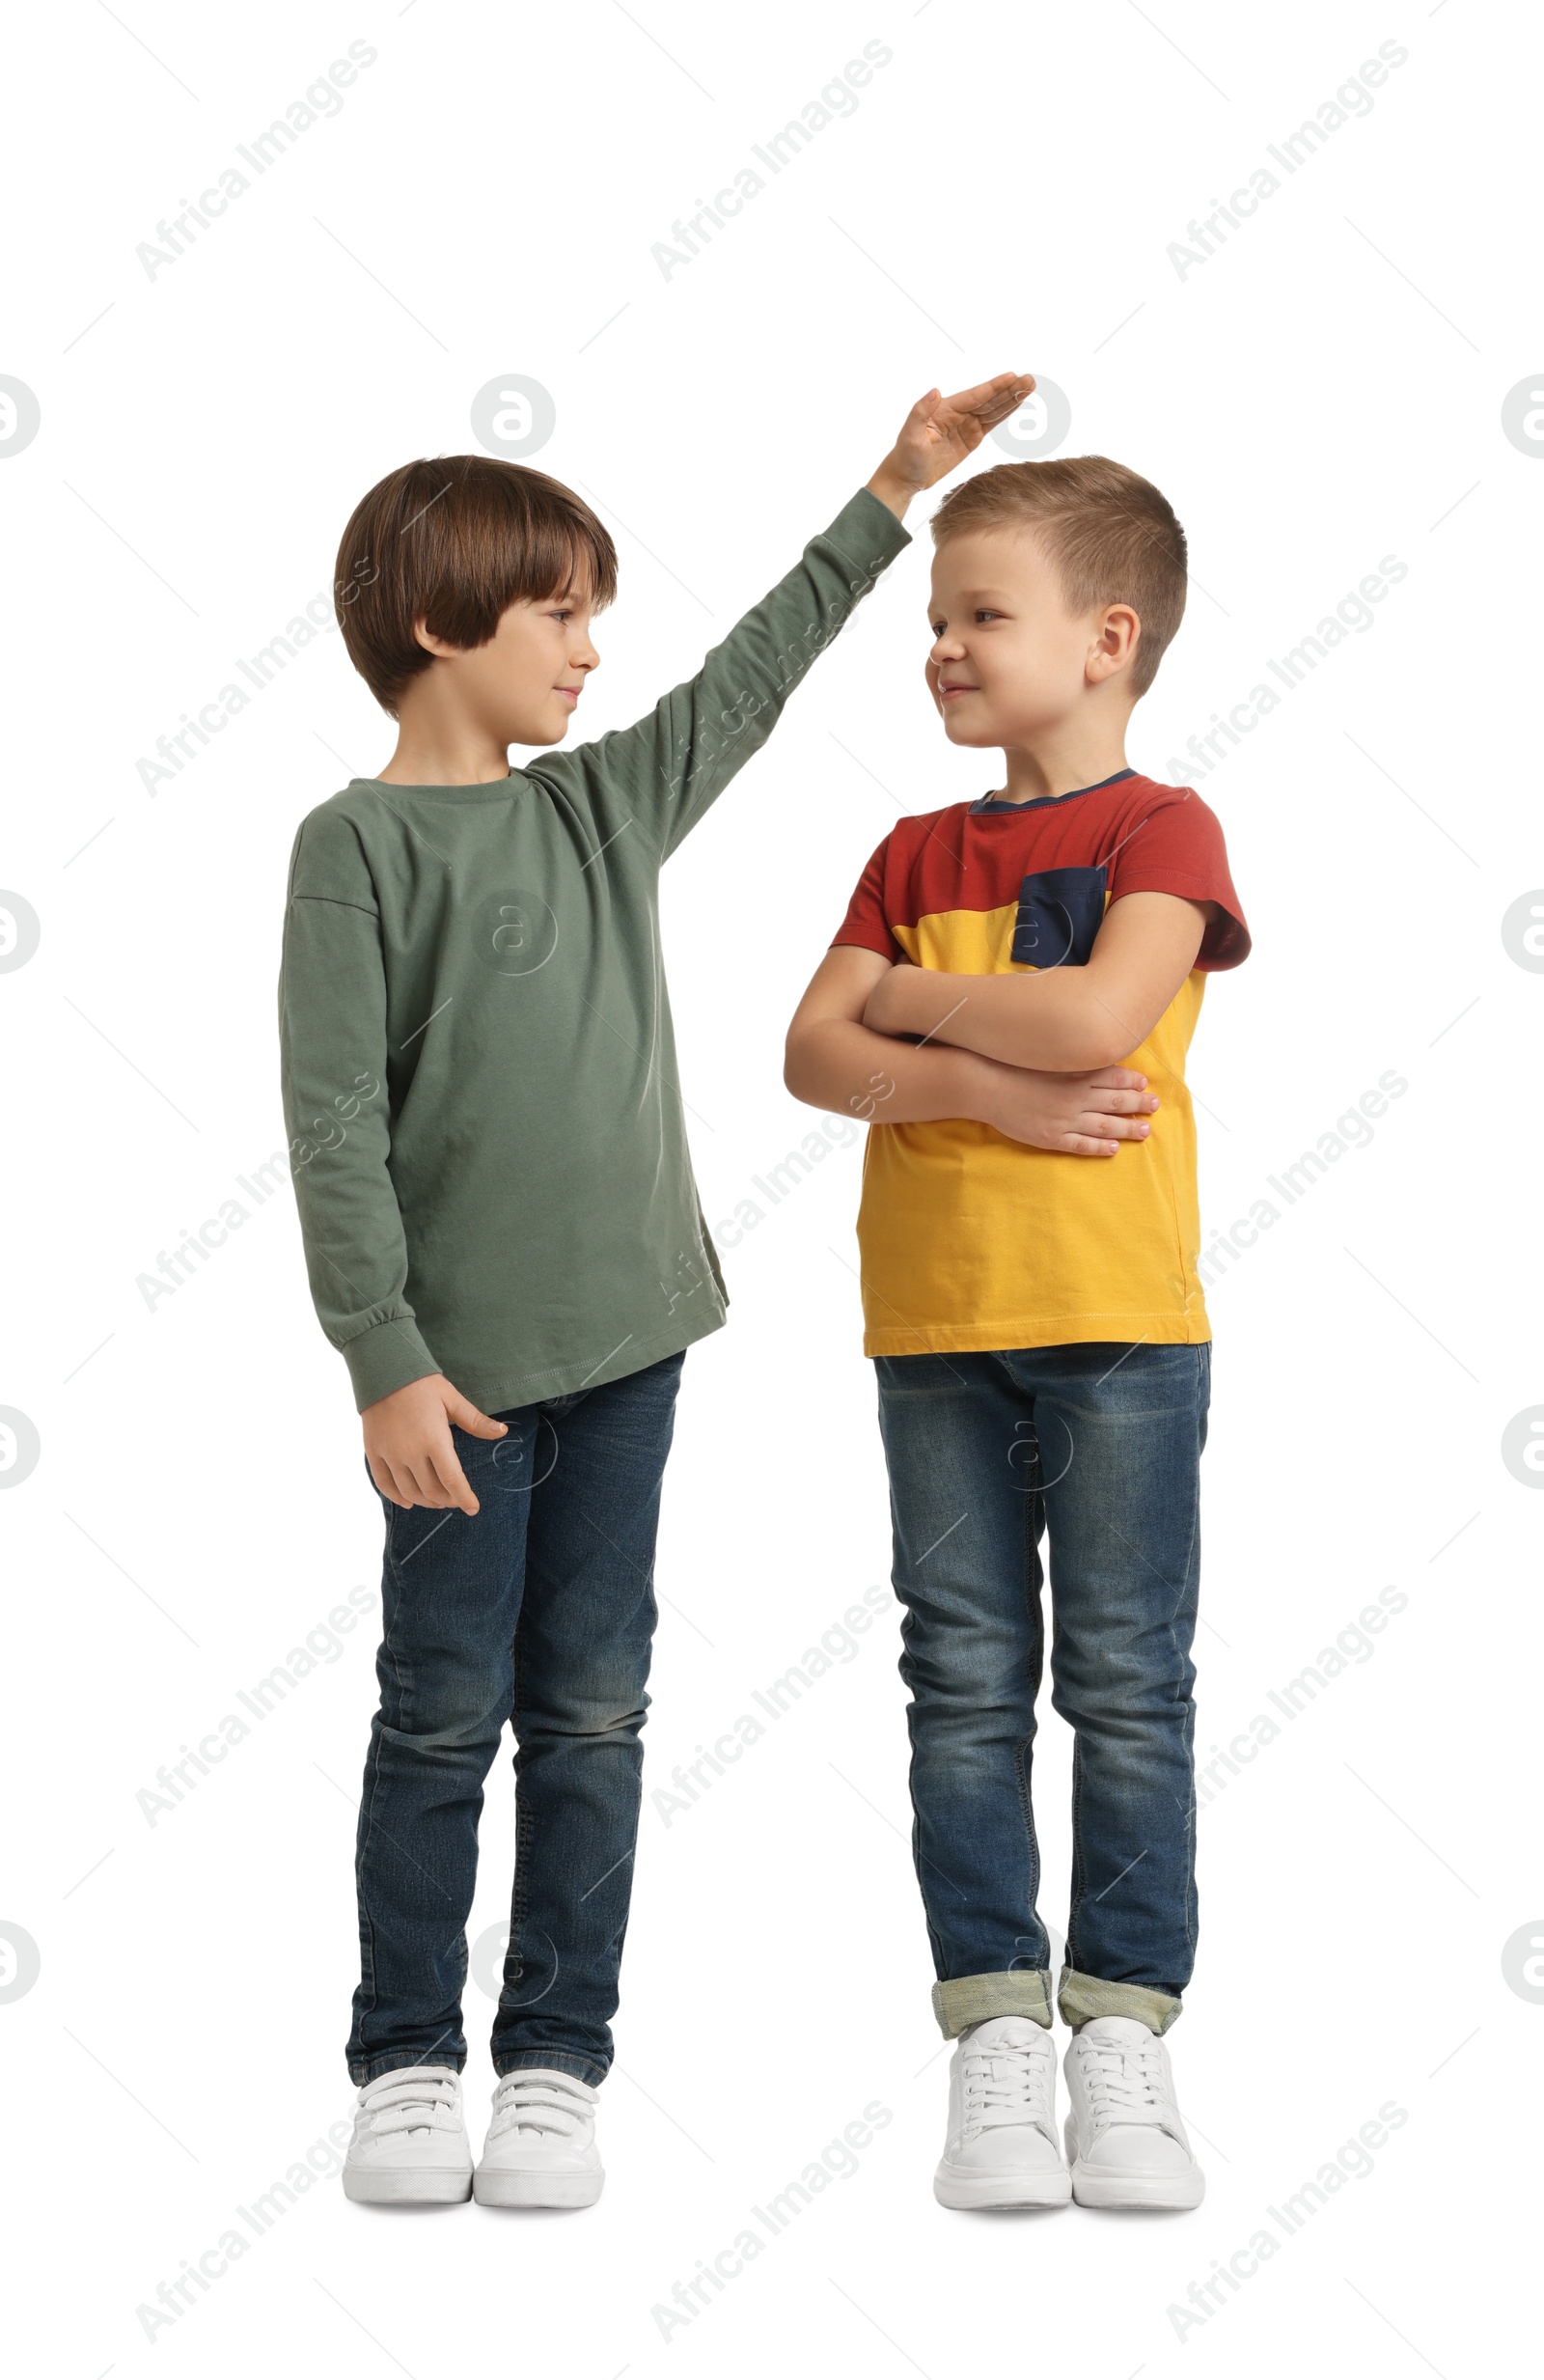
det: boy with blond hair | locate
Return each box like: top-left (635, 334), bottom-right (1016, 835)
top-left (786, 452), bottom-right (1250, 2210)
top-left (279, 374), bottom-right (1033, 2206)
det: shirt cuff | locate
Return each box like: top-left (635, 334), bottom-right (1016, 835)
top-left (342, 1315), bottom-right (440, 1413)
top-left (830, 926), bottom-right (900, 960)
top-left (818, 484), bottom-right (913, 584)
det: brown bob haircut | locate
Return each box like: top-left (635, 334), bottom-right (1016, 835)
top-left (929, 456), bottom-right (1187, 698)
top-left (334, 455), bottom-right (619, 715)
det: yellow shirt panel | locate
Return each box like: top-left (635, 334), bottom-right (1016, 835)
top-left (858, 901), bottom-right (1211, 1356)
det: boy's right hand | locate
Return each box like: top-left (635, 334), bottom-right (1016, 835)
top-left (982, 1064), bottom-right (1158, 1156)
top-left (362, 1373), bottom-right (508, 1514)
top-left (868, 373), bottom-right (1035, 517)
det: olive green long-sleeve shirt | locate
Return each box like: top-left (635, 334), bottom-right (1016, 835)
top-left (278, 485), bottom-right (910, 1411)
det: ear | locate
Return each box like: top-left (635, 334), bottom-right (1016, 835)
top-left (411, 615), bottom-right (463, 660)
top-left (1088, 604), bottom-right (1140, 683)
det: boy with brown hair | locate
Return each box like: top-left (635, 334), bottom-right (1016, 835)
top-left (785, 453), bottom-right (1251, 2212)
top-left (279, 374), bottom-right (1033, 2207)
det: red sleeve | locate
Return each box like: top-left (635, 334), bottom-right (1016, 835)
top-left (1106, 787), bottom-right (1250, 970)
top-left (829, 833), bottom-right (899, 959)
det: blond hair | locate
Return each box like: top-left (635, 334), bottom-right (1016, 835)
top-left (930, 456), bottom-right (1187, 696)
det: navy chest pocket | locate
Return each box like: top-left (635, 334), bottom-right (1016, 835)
top-left (1011, 865), bottom-right (1109, 969)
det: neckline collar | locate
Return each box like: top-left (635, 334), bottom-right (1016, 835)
top-left (970, 767), bottom-right (1137, 816)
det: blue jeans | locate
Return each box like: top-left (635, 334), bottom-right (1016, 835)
top-left (874, 1342), bottom-right (1210, 2038)
top-left (347, 1351), bottom-right (684, 2087)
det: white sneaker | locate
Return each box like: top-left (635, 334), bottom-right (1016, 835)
top-left (933, 2014), bottom-right (1072, 2209)
top-left (342, 2065), bottom-right (473, 2203)
top-left (1062, 2015), bottom-right (1204, 2208)
top-left (474, 2068), bottom-right (604, 2208)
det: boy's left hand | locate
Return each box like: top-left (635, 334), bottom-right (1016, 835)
top-left (868, 374), bottom-right (1036, 517)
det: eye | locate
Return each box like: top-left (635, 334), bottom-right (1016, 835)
top-left (974, 608), bottom-right (1004, 623)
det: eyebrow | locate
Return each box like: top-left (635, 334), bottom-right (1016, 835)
top-left (928, 588), bottom-right (1020, 607)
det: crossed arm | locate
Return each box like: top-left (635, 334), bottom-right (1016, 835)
top-left (785, 892), bottom-right (1215, 1152)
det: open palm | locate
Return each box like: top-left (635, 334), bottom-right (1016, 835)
top-left (889, 373), bottom-right (1036, 493)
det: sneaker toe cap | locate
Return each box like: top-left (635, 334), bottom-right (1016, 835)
top-left (952, 2124), bottom-right (1063, 2176)
top-left (1082, 2123), bottom-right (1195, 2178)
top-left (353, 2127), bottom-right (469, 2170)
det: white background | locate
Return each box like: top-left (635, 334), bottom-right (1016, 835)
top-left (3, 1), bottom-right (1539, 2373)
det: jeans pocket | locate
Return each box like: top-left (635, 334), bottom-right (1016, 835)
top-left (874, 1353), bottom-right (959, 1398)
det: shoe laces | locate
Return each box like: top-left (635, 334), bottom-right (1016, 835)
top-left (1072, 2033), bottom-right (1175, 2130)
top-left (959, 2034), bottom-right (1054, 2137)
top-left (487, 2069), bottom-right (594, 2145)
top-left (360, 2066), bottom-right (461, 2139)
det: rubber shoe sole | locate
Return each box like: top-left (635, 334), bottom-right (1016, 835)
top-left (343, 2164), bottom-right (473, 2204)
top-left (934, 2158), bottom-right (1071, 2211)
top-left (473, 2165), bottom-right (604, 2209)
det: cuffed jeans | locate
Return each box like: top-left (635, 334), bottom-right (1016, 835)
top-left (874, 1342), bottom-right (1210, 2039)
top-left (346, 1350), bottom-right (684, 2088)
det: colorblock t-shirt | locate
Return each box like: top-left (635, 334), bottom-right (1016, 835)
top-left (831, 769), bottom-right (1250, 1356)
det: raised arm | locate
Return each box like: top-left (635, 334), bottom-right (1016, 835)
top-left (531, 375), bottom-right (1035, 859)
top-left (861, 892), bottom-right (1216, 1072)
top-left (786, 946), bottom-right (1159, 1155)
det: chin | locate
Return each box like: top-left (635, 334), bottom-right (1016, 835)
top-left (941, 713), bottom-right (994, 749)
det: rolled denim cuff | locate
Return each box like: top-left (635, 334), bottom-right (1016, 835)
top-left (1058, 1964), bottom-right (1182, 2035)
top-left (932, 1969), bottom-right (1054, 2038)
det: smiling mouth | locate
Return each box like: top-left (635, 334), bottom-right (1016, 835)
top-left (556, 687), bottom-right (582, 703)
top-left (938, 684), bottom-right (979, 701)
